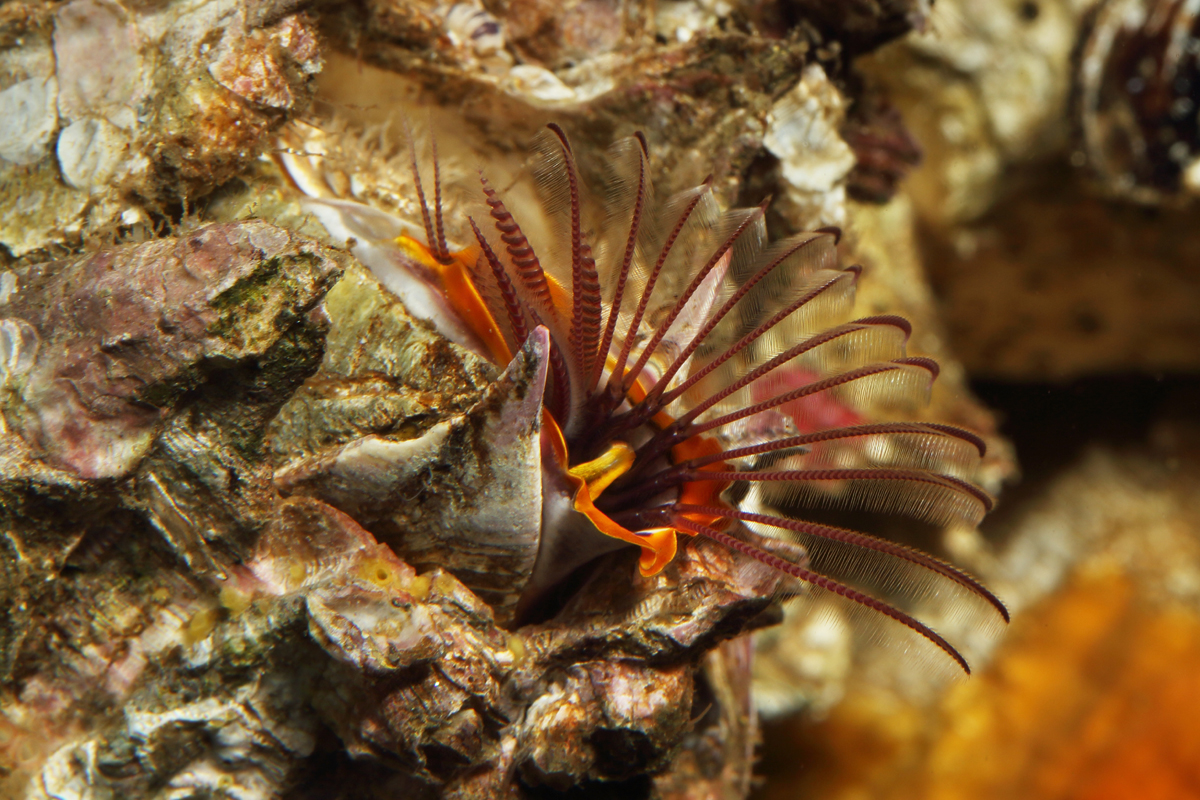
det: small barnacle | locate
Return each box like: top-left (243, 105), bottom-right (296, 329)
top-left (1076, 0), bottom-right (1200, 202)
top-left (842, 95), bottom-right (923, 204)
top-left (0, 317), bottom-right (39, 382)
top-left (0, 317), bottom-right (38, 434)
top-left (443, 3), bottom-right (513, 72)
top-left (62, 524), bottom-right (123, 572)
top-left (282, 123), bottom-right (1008, 671)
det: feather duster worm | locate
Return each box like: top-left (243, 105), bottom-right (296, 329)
top-left (280, 123), bottom-right (1007, 672)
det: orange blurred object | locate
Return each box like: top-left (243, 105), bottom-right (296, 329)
top-left (761, 566), bottom-right (1200, 800)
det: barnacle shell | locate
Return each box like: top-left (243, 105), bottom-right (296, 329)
top-left (274, 108), bottom-right (1007, 686)
top-left (444, 3), bottom-right (513, 72)
top-left (276, 328), bottom-right (553, 621)
top-left (1077, 0), bottom-right (1200, 202)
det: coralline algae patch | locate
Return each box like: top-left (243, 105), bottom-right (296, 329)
top-left (760, 561), bottom-right (1200, 800)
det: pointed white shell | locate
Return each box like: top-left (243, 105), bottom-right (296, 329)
top-left (276, 328), bottom-right (553, 622)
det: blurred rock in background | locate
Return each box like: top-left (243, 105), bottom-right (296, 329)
top-left (863, 0), bottom-right (1200, 379)
top-left (759, 421), bottom-right (1200, 800)
top-left (751, 0), bottom-right (1200, 796)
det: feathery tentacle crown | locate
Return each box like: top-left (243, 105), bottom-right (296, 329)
top-left (408, 124), bottom-right (1006, 672)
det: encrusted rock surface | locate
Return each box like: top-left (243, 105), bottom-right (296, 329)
top-left (0, 0), bottom-right (321, 259)
top-left (1, 220), bottom-right (344, 798)
top-left (0, 216), bottom-right (789, 799)
top-left (1, 221), bottom-right (339, 482)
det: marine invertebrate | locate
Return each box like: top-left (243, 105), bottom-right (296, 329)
top-left (842, 94), bottom-right (923, 203)
top-left (281, 123), bottom-right (1007, 672)
top-left (1076, 0), bottom-right (1200, 203)
top-left (443, 2), bottom-right (511, 70)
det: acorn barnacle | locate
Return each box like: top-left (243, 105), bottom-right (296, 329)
top-left (1077, 0), bottom-right (1200, 202)
top-left (279, 123), bottom-right (1008, 672)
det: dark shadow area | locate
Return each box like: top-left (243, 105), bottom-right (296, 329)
top-left (521, 775), bottom-right (654, 800)
top-left (971, 373), bottom-right (1200, 538)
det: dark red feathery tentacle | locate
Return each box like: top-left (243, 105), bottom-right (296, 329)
top-left (606, 179), bottom-right (713, 401)
top-left (612, 458), bottom-right (992, 522)
top-left (431, 137), bottom-right (450, 263)
top-left (896, 356), bottom-right (940, 379)
top-left (467, 216), bottom-right (529, 347)
top-left (852, 314), bottom-right (913, 340)
top-left (410, 136), bottom-right (443, 264)
top-left (674, 422), bottom-right (981, 470)
top-left (641, 318), bottom-right (904, 449)
top-left (633, 131), bottom-right (649, 155)
top-left (648, 266), bottom-right (863, 414)
top-left (622, 205), bottom-right (765, 395)
top-left (686, 358), bottom-right (936, 438)
top-left (668, 468), bottom-right (994, 516)
top-left (628, 358), bottom-right (935, 471)
top-left (616, 318), bottom-right (908, 477)
top-left (672, 503), bottom-right (1009, 622)
top-left (678, 317), bottom-right (911, 428)
top-left (546, 124), bottom-right (603, 381)
top-left (814, 225), bottom-right (843, 243)
top-left (590, 134), bottom-right (649, 394)
top-left (911, 422), bottom-right (988, 457)
top-left (640, 231), bottom-right (832, 410)
top-left (669, 516), bottom-right (972, 673)
top-left (577, 238), bottom-right (603, 378)
top-left (544, 323), bottom-right (571, 424)
top-left (481, 174), bottom-right (556, 314)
